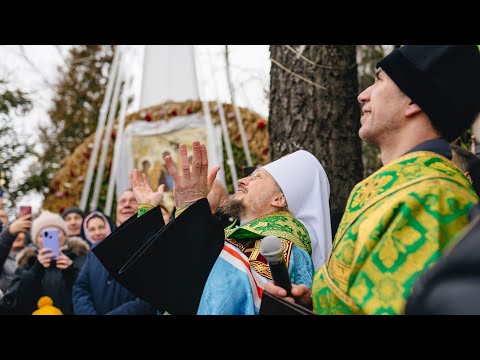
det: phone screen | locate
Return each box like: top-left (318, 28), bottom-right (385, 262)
top-left (42, 228), bottom-right (60, 260)
top-left (19, 206), bottom-right (32, 217)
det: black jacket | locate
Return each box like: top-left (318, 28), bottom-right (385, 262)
top-left (5, 238), bottom-right (89, 315)
top-left (0, 228), bottom-right (16, 271)
top-left (405, 204), bottom-right (480, 315)
top-left (93, 199), bottom-right (224, 315)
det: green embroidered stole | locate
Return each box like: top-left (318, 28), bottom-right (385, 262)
top-left (224, 210), bottom-right (311, 280)
top-left (225, 210), bottom-right (311, 254)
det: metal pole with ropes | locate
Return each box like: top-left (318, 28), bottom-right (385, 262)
top-left (192, 46), bottom-right (227, 187)
top-left (206, 46), bottom-right (238, 191)
top-left (224, 46), bottom-right (253, 167)
top-left (104, 74), bottom-right (132, 217)
top-left (80, 47), bottom-right (121, 211)
top-left (90, 47), bottom-right (124, 211)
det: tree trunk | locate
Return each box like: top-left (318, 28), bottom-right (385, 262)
top-left (269, 45), bottom-right (364, 230)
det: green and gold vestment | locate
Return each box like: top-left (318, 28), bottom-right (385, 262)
top-left (313, 151), bottom-right (478, 314)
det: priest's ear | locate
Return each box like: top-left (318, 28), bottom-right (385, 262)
top-left (271, 192), bottom-right (287, 209)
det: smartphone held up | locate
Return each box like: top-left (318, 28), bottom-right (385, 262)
top-left (19, 206), bottom-right (32, 217)
top-left (42, 228), bottom-right (60, 260)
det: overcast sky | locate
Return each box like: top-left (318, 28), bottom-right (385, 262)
top-left (0, 45), bottom-right (271, 212)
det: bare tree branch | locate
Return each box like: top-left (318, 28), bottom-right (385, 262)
top-left (17, 46), bottom-right (55, 89)
top-left (54, 45), bottom-right (68, 63)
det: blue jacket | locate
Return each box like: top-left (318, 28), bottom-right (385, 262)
top-left (73, 249), bottom-right (156, 315)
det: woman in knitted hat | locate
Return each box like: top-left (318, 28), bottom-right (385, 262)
top-left (6, 210), bottom-right (89, 315)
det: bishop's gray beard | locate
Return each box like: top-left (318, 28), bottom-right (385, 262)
top-left (219, 198), bottom-right (246, 221)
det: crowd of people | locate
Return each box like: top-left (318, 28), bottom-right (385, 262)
top-left (1, 45), bottom-right (480, 315)
top-left (0, 176), bottom-right (235, 314)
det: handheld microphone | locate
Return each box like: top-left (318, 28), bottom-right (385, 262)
top-left (260, 236), bottom-right (292, 297)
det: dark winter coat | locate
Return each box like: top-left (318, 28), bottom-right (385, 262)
top-left (5, 237), bottom-right (89, 315)
top-left (73, 246), bottom-right (156, 315)
top-left (93, 199), bottom-right (224, 315)
top-left (0, 228), bottom-right (19, 293)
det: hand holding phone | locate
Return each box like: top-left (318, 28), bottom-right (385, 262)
top-left (42, 228), bottom-right (60, 260)
top-left (19, 206), bottom-right (32, 217)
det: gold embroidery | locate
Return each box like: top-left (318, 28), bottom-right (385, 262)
top-left (349, 278), bottom-right (369, 305)
top-left (321, 266), bottom-right (360, 312)
top-left (378, 240), bottom-right (399, 268)
top-left (226, 238), bottom-right (255, 252)
top-left (328, 257), bottom-right (351, 286)
top-left (333, 173), bottom-right (474, 256)
top-left (313, 152), bottom-right (478, 314)
top-left (226, 238), bottom-right (294, 280)
top-left (225, 210), bottom-right (311, 254)
top-left (250, 261), bottom-right (271, 278)
top-left (249, 240), bottom-right (261, 260)
top-left (350, 175), bottom-right (393, 209)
